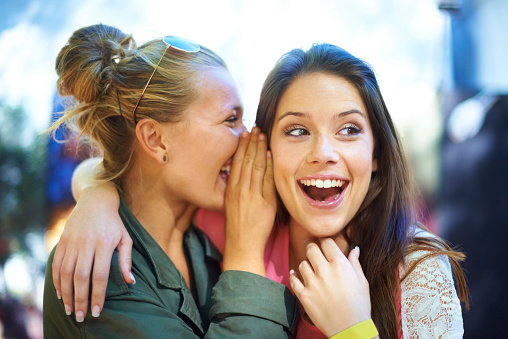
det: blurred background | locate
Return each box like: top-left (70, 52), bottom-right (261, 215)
top-left (0, 0), bottom-right (506, 337)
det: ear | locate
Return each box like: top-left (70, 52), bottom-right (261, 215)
top-left (135, 119), bottom-right (167, 164)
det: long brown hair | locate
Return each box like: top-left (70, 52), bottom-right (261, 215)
top-left (51, 23), bottom-right (227, 188)
top-left (256, 43), bottom-right (468, 338)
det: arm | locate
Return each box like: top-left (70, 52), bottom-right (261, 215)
top-left (207, 129), bottom-right (298, 337)
top-left (399, 250), bottom-right (464, 338)
top-left (290, 239), bottom-right (378, 338)
top-left (208, 270), bottom-right (298, 338)
top-left (46, 246), bottom-right (298, 339)
top-left (51, 157), bottom-right (134, 322)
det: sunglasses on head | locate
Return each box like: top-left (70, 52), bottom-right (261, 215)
top-left (131, 35), bottom-right (201, 124)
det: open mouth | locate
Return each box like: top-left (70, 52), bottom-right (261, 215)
top-left (299, 178), bottom-right (347, 203)
top-left (220, 165), bottom-right (231, 182)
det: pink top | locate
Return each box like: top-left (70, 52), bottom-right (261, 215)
top-left (196, 209), bottom-right (401, 339)
top-left (196, 209), bottom-right (290, 288)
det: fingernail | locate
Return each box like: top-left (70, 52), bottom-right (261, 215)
top-left (64, 304), bottom-right (71, 316)
top-left (76, 310), bottom-right (84, 323)
top-left (56, 290), bottom-right (61, 299)
top-left (289, 269), bottom-right (295, 276)
top-left (92, 305), bottom-right (101, 318)
top-left (129, 272), bottom-right (136, 284)
top-left (354, 246), bottom-right (360, 258)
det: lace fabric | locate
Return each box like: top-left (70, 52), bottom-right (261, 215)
top-left (399, 247), bottom-right (464, 338)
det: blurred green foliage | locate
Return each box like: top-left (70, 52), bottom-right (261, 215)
top-left (0, 102), bottom-right (48, 263)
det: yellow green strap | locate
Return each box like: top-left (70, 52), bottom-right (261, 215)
top-left (329, 319), bottom-right (379, 339)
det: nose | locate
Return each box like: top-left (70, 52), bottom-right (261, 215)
top-left (240, 121), bottom-right (248, 133)
top-left (232, 121), bottom-right (248, 137)
top-left (306, 135), bottom-right (339, 165)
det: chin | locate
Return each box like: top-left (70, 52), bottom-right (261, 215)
top-left (299, 218), bottom-right (346, 238)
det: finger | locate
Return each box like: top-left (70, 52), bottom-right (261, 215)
top-left (251, 132), bottom-right (267, 192)
top-left (228, 131), bottom-right (250, 186)
top-left (118, 233), bottom-right (134, 284)
top-left (88, 247), bottom-right (114, 318)
top-left (348, 246), bottom-right (366, 281)
top-left (239, 127), bottom-right (260, 188)
top-left (289, 269), bottom-right (305, 296)
top-left (320, 238), bottom-right (346, 263)
top-left (263, 150), bottom-right (276, 202)
top-left (73, 245), bottom-right (96, 322)
top-left (59, 248), bottom-right (78, 316)
top-left (52, 242), bottom-right (66, 300)
top-left (298, 259), bottom-right (315, 286)
top-left (305, 242), bottom-right (329, 274)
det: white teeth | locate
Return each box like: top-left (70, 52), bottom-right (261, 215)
top-left (300, 178), bottom-right (344, 187)
top-left (221, 165), bottom-right (231, 173)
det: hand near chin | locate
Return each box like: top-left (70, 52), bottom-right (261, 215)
top-left (223, 127), bottom-right (277, 276)
top-left (290, 239), bottom-right (373, 337)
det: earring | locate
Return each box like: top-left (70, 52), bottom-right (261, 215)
top-left (162, 155), bottom-right (167, 163)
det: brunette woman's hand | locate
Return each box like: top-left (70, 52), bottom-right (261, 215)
top-left (52, 159), bottom-right (134, 322)
top-left (289, 239), bottom-right (373, 337)
top-left (223, 127), bottom-right (277, 276)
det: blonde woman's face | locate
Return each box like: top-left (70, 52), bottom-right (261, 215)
top-left (162, 68), bottom-right (246, 212)
top-left (270, 73), bottom-right (377, 238)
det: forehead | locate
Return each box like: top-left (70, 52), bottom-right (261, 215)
top-left (184, 67), bottom-right (242, 120)
top-left (276, 72), bottom-right (367, 118)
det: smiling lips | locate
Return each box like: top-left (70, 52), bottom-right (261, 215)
top-left (299, 178), bottom-right (347, 206)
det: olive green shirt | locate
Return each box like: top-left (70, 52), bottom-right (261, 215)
top-left (43, 198), bottom-right (298, 338)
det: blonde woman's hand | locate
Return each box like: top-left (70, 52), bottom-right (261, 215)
top-left (290, 239), bottom-right (372, 337)
top-left (52, 160), bottom-right (133, 322)
top-left (223, 127), bottom-right (277, 276)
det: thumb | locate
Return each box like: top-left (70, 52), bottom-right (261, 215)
top-left (117, 231), bottom-right (134, 284)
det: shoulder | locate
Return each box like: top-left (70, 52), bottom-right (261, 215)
top-left (401, 227), bottom-right (453, 284)
top-left (399, 229), bottom-right (464, 338)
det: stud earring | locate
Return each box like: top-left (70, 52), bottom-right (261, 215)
top-left (162, 155), bottom-right (167, 163)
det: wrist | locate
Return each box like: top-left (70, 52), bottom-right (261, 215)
top-left (222, 246), bottom-right (266, 276)
top-left (328, 319), bottom-right (378, 339)
top-left (81, 183), bottom-right (119, 208)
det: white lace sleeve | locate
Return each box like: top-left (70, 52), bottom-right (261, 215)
top-left (399, 248), bottom-right (464, 338)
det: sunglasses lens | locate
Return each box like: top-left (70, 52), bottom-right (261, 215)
top-left (163, 36), bottom-right (200, 53)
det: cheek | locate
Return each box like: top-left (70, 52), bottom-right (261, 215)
top-left (272, 153), bottom-right (294, 201)
top-left (344, 143), bottom-right (375, 176)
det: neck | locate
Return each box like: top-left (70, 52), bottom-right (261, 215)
top-left (123, 164), bottom-right (198, 256)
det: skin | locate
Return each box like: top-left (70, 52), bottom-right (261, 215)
top-left (54, 71), bottom-right (378, 337)
top-left (270, 72), bottom-right (377, 336)
top-left (52, 67), bottom-right (279, 321)
top-left (270, 72), bottom-right (377, 247)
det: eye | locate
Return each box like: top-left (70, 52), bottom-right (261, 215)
top-left (284, 125), bottom-right (309, 136)
top-left (338, 124), bottom-right (361, 136)
top-left (225, 116), bottom-right (239, 124)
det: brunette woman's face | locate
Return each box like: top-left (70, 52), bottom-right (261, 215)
top-left (162, 68), bottom-right (246, 212)
top-left (270, 72), bottom-right (377, 237)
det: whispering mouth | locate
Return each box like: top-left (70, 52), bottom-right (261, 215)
top-left (220, 165), bottom-right (231, 181)
top-left (299, 179), bottom-right (347, 203)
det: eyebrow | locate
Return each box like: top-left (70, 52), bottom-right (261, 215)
top-left (276, 109), bottom-right (366, 122)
